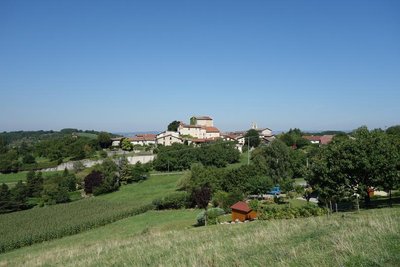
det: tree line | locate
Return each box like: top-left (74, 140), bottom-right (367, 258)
top-left (0, 131), bottom-right (116, 173)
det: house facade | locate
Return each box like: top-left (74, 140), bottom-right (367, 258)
top-left (191, 116), bottom-right (213, 127)
top-left (178, 116), bottom-right (221, 140)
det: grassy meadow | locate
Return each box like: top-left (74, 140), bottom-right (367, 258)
top-left (0, 173), bottom-right (182, 252)
top-left (0, 207), bottom-right (398, 266)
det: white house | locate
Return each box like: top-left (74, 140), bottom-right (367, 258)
top-left (178, 124), bottom-right (207, 139)
top-left (111, 137), bottom-right (123, 147)
top-left (156, 131), bottom-right (183, 146)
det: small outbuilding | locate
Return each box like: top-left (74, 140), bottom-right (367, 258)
top-left (231, 201), bottom-right (257, 222)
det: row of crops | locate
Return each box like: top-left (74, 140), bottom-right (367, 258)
top-left (0, 198), bottom-right (153, 253)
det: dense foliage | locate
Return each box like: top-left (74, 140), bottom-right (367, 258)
top-left (152, 191), bottom-right (191, 210)
top-left (279, 128), bottom-right (310, 149)
top-left (153, 142), bottom-right (240, 171)
top-left (307, 127), bottom-right (400, 206)
top-left (244, 129), bottom-right (260, 148)
top-left (257, 204), bottom-right (327, 220)
top-left (0, 130), bottom-right (116, 173)
top-left (167, 120), bottom-right (180, 132)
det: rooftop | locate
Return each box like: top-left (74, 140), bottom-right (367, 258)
top-left (230, 201), bottom-right (252, 213)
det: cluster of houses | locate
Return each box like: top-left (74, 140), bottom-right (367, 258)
top-left (111, 116), bottom-right (276, 151)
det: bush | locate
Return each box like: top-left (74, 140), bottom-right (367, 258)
top-left (258, 204), bottom-right (327, 220)
top-left (152, 191), bottom-right (191, 210)
top-left (286, 191), bottom-right (297, 199)
top-left (99, 150), bottom-right (108, 158)
top-left (196, 207), bottom-right (225, 226)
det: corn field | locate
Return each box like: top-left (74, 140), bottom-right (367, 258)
top-left (0, 198), bottom-right (153, 253)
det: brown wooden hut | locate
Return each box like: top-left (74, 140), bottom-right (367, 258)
top-left (231, 201), bottom-right (257, 222)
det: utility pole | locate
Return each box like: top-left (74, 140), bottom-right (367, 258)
top-left (247, 136), bottom-right (250, 165)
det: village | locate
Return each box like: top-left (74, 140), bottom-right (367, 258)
top-left (110, 115), bottom-right (334, 152)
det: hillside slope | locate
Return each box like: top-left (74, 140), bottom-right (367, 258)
top-left (0, 208), bottom-right (398, 266)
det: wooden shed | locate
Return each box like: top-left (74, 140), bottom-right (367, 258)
top-left (231, 201), bottom-right (257, 222)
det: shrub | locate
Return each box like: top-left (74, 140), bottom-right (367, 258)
top-left (212, 191), bottom-right (240, 212)
top-left (196, 207), bottom-right (225, 226)
top-left (258, 204), bottom-right (327, 220)
top-left (152, 191), bottom-right (190, 210)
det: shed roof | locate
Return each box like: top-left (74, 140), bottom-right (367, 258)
top-left (230, 201), bottom-right (252, 213)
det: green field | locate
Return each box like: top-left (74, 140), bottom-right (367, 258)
top-left (0, 207), bottom-right (398, 266)
top-left (0, 173), bottom-right (182, 252)
top-left (0, 171), bottom-right (62, 185)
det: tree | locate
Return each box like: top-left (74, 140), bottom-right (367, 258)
top-left (129, 162), bottom-right (150, 183)
top-left (41, 176), bottom-right (70, 205)
top-left (10, 180), bottom-right (29, 209)
top-left (307, 127), bottom-right (400, 207)
top-left (244, 129), bottom-right (260, 148)
top-left (167, 120), bottom-right (181, 132)
top-left (22, 154), bottom-right (36, 164)
top-left (252, 140), bottom-right (295, 184)
top-left (90, 159), bottom-right (120, 195)
top-left (97, 132), bottom-right (112, 149)
top-left (121, 138), bottom-right (133, 151)
top-left (193, 185), bottom-right (212, 226)
top-left (0, 183), bottom-right (12, 213)
top-left (60, 169), bottom-right (77, 192)
top-left (0, 137), bottom-right (8, 154)
top-left (84, 170), bottom-right (104, 194)
top-left (26, 171), bottom-right (44, 197)
top-left (280, 128), bottom-right (310, 149)
top-left (118, 156), bottom-right (131, 184)
top-left (386, 125), bottom-right (400, 136)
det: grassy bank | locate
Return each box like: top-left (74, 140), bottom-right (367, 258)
top-left (0, 207), bottom-right (398, 266)
top-left (0, 173), bottom-right (182, 253)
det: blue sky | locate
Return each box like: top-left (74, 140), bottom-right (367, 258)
top-left (1, 0), bottom-right (399, 133)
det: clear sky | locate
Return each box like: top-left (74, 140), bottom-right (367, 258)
top-left (1, 0), bottom-right (399, 133)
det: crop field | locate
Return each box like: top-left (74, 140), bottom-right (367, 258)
top-left (0, 173), bottom-right (182, 253)
top-left (0, 207), bottom-right (398, 266)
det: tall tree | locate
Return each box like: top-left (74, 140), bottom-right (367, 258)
top-left (244, 129), bottom-right (260, 148)
top-left (193, 185), bottom-right (212, 226)
top-left (26, 171), bottom-right (44, 197)
top-left (167, 120), bottom-right (181, 132)
top-left (0, 183), bottom-right (12, 213)
top-left (97, 132), bottom-right (112, 149)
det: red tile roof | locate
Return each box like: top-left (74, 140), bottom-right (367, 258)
top-left (320, 135), bottom-right (334, 145)
top-left (303, 135), bottom-right (334, 145)
top-left (129, 134), bottom-right (157, 142)
top-left (230, 201), bottom-right (251, 213)
top-left (204, 126), bottom-right (220, 133)
top-left (303, 136), bottom-right (321, 142)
